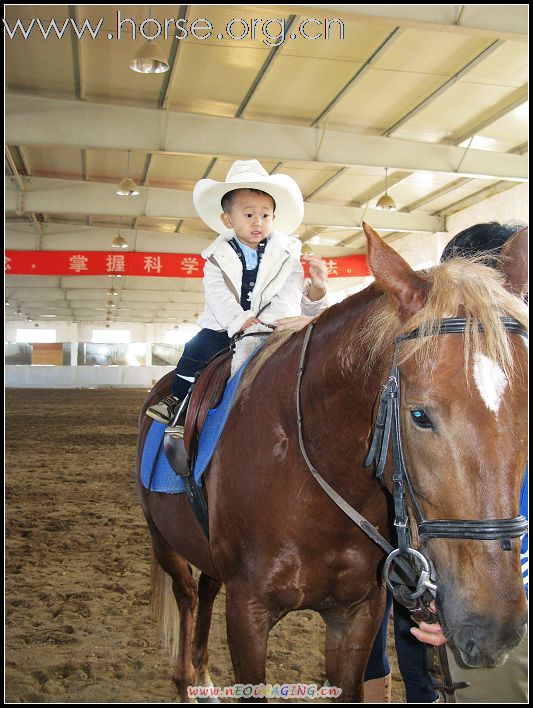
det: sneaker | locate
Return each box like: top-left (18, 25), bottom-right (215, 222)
top-left (146, 395), bottom-right (181, 424)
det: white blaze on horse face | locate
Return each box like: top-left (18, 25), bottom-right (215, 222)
top-left (473, 353), bottom-right (508, 415)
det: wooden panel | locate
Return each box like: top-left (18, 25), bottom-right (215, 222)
top-left (32, 342), bottom-right (63, 365)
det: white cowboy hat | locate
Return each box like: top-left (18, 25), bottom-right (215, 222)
top-left (193, 159), bottom-right (304, 235)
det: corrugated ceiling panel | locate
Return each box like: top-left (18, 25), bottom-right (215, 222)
top-left (459, 41), bottom-right (528, 87)
top-left (82, 33), bottom-right (170, 106)
top-left (244, 56), bottom-right (363, 123)
top-left (389, 176), bottom-right (496, 210)
top-left (280, 19), bottom-right (391, 61)
top-left (26, 147), bottom-right (83, 180)
top-left (374, 29), bottom-right (492, 74)
top-left (474, 104), bottom-right (528, 152)
top-left (414, 180), bottom-right (499, 214)
top-left (271, 164), bottom-right (339, 197)
top-left (147, 154), bottom-right (213, 189)
top-left (166, 43), bottom-right (271, 116)
top-left (325, 69), bottom-right (445, 133)
top-left (392, 82), bottom-right (525, 143)
top-left (5, 5), bottom-right (76, 97)
top-left (88, 149), bottom-right (147, 183)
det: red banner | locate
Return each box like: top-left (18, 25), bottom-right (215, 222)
top-left (5, 251), bottom-right (370, 278)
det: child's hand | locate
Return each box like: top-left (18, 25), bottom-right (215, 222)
top-left (303, 255), bottom-right (328, 300)
top-left (273, 316), bottom-right (315, 332)
top-left (240, 317), bottom-right (261, 331)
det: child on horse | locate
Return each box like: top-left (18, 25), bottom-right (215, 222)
top-left (147, 159), bottom-right (328, 424)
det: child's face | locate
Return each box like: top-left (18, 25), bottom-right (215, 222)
top-left (221, 190), bottom-right (275, 250)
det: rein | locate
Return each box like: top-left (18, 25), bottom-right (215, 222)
top-left (296, 316), bottom-right (528, 702)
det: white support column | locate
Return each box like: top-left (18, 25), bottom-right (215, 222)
top-left (145, 323), bottom-right (154, 366)
top-left (70, 323), bottom-right (78, 366)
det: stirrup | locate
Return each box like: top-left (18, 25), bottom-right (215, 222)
top-left (164, 424), bottom-right (185, 438)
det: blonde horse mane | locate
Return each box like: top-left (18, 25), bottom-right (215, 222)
top-left (355, 257), bottom-right (528, 383)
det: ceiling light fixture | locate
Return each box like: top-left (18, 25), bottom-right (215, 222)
top-left (129, 6), bottom-right (169, 74)
top-left (376, 167), bottom-right (397, 211)
top-left (129, 39), bottom-right (169, 74)
top-left (116, 151), bottom-right (140, 196)
top-left (112, 234), bottom-right (129, 248)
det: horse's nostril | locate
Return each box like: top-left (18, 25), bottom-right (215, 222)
top-left (465, 640), bottom-right (476, 655)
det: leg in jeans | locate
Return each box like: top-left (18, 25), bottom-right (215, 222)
top-left (171, 328), bottom-right (230, 397)
top-left (393, 599), bottom-right (439, 703)
top-left (147, 329), bottom-right (230, 423)
top-left (363, 592), bottom-right (392, 702)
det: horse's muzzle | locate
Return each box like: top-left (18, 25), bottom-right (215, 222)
top-left (453, 615), bottom-right (527, 668)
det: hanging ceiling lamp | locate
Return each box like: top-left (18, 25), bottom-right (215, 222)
top-left (129, 6), bottom-right (169, 74)
top-left (116, 151), bottom-right (140, 196)
top-left (130, 40), bottom-right (169, 74)
top-left (376, 168), bottom-right (397, 211)
top-left (112, 234), bottom-right (129, 248)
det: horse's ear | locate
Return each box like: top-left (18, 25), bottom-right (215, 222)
top-left (500, 227), bottom-right (528, 298)
top-left (363, 222), bottom-right (429, 321)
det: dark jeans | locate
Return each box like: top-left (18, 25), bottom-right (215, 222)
top-left (171, 328), bottom-right (230, 399)
top-left (365, 592), bottom-right (438, 702)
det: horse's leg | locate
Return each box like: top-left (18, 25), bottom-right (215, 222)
top-left (321, 596), bottom-right (385, 703)
top-left (193, 572), bottom-right (223, 688)
top-left (151, 532), bottom-right (198, 703)
top-left (225, 582), bottom-right (270, 702)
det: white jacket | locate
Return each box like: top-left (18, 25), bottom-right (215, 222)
top-left (197, 230), bottom-right (328, 337)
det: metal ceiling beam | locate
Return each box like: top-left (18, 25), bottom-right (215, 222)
top-left (158, 5), bottom-right (189, 110)
top-left (7, 95), bottom-right (527, 181)
top-left (5, 146), bottom-right (44, 242)
top-left (68, 6), bottom-right (85, 101)
top-left (450, 86), bottom-right (529, 146)
top-left (305, 167), bottom-right (349, 200)
top-left (382, 40), bottom-right (504, 136)
top-left (236, 15), bottom-right (297, 118)
top-left (435, 181), bottom-right (519, 217)
top-left (400, 178), bottom-right (472, 212)
top-left (311, 27), bottom-right (403, 126)
top-left (5, 176), bottom-right (444, 233)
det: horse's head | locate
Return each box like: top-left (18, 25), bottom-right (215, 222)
top-left (362, 223), bottom-right (528, 667)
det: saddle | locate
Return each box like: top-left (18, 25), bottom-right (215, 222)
top-left (163, 350), bottom-right (233, 477)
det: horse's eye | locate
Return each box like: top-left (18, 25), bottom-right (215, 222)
top-left (410, 408), bottom-right (433, 429)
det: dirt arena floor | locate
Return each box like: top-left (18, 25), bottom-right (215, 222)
top-left (5, 388), bottom-right (412, 703)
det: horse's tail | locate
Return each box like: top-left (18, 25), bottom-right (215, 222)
top-left (150, 550), bottom-right (180, 664)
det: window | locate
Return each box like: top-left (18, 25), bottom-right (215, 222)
top-left (16, 329), bottom-right (56, 343)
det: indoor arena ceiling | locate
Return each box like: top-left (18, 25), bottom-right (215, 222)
top-left (4, 4), bottom-right (528, 325)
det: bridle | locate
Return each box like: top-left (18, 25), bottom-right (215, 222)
top-left (296, 315), bottom-right (527, 700)
top-left (369, 315), bottom-right (526, 557)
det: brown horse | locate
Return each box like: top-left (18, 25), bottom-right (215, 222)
top-left (135, 224), bottom-right (528, 702)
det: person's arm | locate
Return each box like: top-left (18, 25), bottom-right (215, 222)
top-left (301, 256), bottom-right (328, 315)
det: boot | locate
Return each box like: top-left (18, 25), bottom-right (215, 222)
top-left (146, 394), bottom-right (181, 424)
top-left (363, 673), bottom-right (392, 703)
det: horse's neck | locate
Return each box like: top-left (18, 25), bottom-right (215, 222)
top-left (310, 284), bottom-right (387, 394)
top-left (299, 287), bottom-right (387, 495)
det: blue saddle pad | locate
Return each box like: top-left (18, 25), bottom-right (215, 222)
top-left (141, 351), bottom-right (257, 494)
